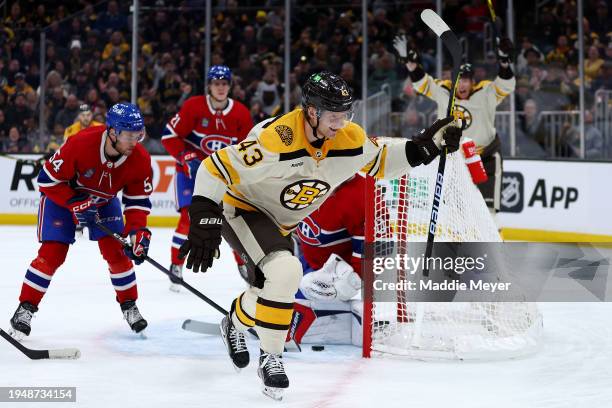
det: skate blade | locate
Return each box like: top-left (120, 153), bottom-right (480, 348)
top-left (169, 283), bottom-right (181, 293)
top-left (7, 328), bottom-right (25, 342)
top-left (261, 386), bottom-right (284, 401)
top-left (137, 330), bottom-right (147, 339)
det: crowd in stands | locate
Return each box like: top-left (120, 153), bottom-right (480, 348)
top-left (0, 0), bottom-right (609, 158)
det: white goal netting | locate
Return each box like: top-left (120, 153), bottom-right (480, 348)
top-left (366, 148), bottom-right (543, 360)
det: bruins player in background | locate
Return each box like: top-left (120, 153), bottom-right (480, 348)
top-left (64, 104), bottom-right (103, 140)
top-left (178, 71), bottom-right (461, 400)
top-left (394, 35), bottom-right (515, 222)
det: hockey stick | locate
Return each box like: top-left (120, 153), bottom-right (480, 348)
top-left (420, 9), bottom-right (462, 276)
top-left (486, 0), bottom-right (501, 45)
top-left (0, 329), bottom-right (80, 360)
top-left (95, 222), bottom-right (264, 340)
top-left (96, 222), bottom-right (229, 315)
top-left (0, 152), bottom-right (48, 167)
top-left (182, 319), bottom-right (258, 339)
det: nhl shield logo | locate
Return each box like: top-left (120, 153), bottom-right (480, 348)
top-left (201, 118), bottom-right (209, 127)
top-left (275, 125), bottom-right (294, 146)
top-left (83, 168), bottom-right (95, 178)
top-left (500, 172), bottom-right (524, 213)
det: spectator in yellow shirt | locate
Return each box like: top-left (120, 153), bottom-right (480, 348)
top-left (4, 72), bottom-right (34, 97)
top-left (63, 104), bottom-right (103, 140)
top-left (101, 31), bottom-right (130, 62)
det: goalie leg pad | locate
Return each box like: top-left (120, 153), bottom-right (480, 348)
top-left (98, 236), bottom-right (138, 303)
top-left (19, 242), bottom-right (69, 306)
top-left (255, 251), bottom-right (302, 354)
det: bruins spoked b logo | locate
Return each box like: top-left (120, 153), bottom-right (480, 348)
top-left (281, 180), bottom-right (330, 210)
top-left (452, 105), bottom-right (473, 130)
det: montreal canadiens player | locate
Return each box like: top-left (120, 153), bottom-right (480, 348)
top-left (288, 174), bottom-right (366, 348)
top-left (9, 103), bottom-right (154, 339)
top-left (161, 65), bottom-right (252, 291)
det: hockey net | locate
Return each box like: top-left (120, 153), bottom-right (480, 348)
top-left (363, 147), bottom-right (543, 360)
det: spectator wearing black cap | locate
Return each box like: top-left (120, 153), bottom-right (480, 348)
top-left (4, 72), bottom-right (34, 97)
top-left (63, 103), bottom-right (103, 140)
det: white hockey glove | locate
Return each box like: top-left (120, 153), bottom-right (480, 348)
top-left (393, 35), bottom-right (408, 62)
top-left (300, 254), bottom-right (361, 302)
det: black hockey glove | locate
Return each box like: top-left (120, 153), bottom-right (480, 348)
top-left (407, 117), bottom-right (459, 166)
top-left (497, 37), bottom-right (514, 65)
top-left (178, 196), bottom-right (223, 273)
top-left (441, 125), bottom-right (461, 153)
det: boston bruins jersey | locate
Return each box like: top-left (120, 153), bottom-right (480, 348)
top-left (412, 74), bottom-right (515, 149)
top-left (195, 109), bottom-right (410, 234)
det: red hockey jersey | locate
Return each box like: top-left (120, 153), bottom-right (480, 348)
top-left (161, 95), bottom-right (253, 173)
top-left (296, 175), bottom-right (365, 276)
top-left (36, 125), bottom-right (153, 232)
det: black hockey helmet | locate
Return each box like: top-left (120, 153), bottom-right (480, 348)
top-left (459, 63), bottom-right (474, 79)
top-left (301, 71), bottom-right (354, 113)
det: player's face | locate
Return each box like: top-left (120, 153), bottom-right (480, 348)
top-left (79, 111), bottom-right (93, 127)
top-left (316, 109), bottom-right (354, 139)
top-left (209, 79), bottom-right (230, 101)
top-left (112, 129), bottom-right (145, 155)
top-left (457, 78), bottom-right (473, 99)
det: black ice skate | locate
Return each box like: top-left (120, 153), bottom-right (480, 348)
top-left (258, 349), bottom-right (289, 401)
top-left (120, 300), bottom-right (148, 334)
top-left (9, 302), bottom-right (37, 340)
top-left (220, 315), bottom-right (249, 371)
top-left (168, 263), bottom-right (183, 292)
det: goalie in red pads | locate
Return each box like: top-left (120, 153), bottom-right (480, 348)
top-left (289, 174), bottom-right (366, 348)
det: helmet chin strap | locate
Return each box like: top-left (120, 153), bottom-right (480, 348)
top-left (306, 108), bottom-right (326, 147)
top-left (106, 128), bottom-right (123, 161)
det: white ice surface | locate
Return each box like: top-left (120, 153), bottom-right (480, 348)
top-left (1, 226), bottom-right (611, 408)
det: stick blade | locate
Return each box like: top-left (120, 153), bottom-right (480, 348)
top-left (48, 348), bottom-right (81, 360)
top-left (420, 9), bottom-right (462, 72)
top-left (420, 9), bottom-right (450, 37)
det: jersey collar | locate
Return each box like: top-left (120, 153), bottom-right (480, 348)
top-left (100, 130), bottom-right (128, 168)
top-left (206, 95), bottom-right (234, 116)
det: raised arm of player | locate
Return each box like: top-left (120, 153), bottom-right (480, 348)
top-left (360, 116), bottom-right (460, 181)
top-left (485, 37), bottom-right (516, 106)
top-left (393, 37), bottom-right (451, 107)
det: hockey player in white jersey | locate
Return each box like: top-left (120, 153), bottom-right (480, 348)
top-left (177, 71), bottom-right (462, 400)
top-left (395, 36), bottom-right (515, 218)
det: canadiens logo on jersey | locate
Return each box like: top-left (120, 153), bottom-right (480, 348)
top-left (281, 180), bottom-right (330, 210)
top-left (296, 216), bottom-right (321, 245)
top-left (199, 134), bottom-right (236, 156)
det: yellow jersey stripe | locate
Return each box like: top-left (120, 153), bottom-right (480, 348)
top-left (203, 156), bottom-right (229, 184)
top-left (216, 149), bottom-right (240, 185)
